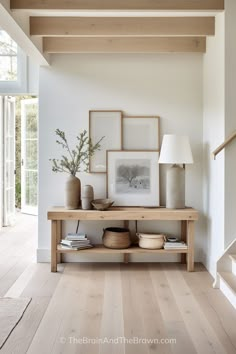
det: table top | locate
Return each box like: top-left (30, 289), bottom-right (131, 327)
top-left (48, 206), bottom-right (198, 221)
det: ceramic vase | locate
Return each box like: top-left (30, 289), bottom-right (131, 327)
top-left (81, 185), bottom-right (94, 210)
top-left (65, 175), bottom-right (81, 209)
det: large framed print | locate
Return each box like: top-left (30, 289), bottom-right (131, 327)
top-left (107, 150), bottom-right (160, 207)
top-left (89, 110), bottom-right (122, 173)
top-left (122, 116), bottom-right (160, 150)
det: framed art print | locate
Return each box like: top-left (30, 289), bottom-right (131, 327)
top-left (89, 110), bottom-right (122, 173)
top-left (122, 116), bottom-right (160, 150)
top-left (107, 150), bottom-right (160, 207)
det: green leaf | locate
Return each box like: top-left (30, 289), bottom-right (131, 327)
top-left (50, 129), bottom-right (104, 175)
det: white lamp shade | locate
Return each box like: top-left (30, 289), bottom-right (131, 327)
top-left (159, 134), bottom-right (193, 164)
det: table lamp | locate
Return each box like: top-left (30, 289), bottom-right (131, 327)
top-left (159, 135), bottom-right (193, 209)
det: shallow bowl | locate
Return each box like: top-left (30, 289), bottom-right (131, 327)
top-left (91, 199), bottom-right (114, 211)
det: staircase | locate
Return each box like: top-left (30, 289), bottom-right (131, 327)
top-left (213, 240), bottom-right (236, 309)
top-left (212, 133), bottom-right (236, 308)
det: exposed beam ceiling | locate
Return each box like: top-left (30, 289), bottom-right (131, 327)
top-left (0, 3), bottom-right (49, 66)
top-left (11, 0), bottom-right (224, 11)
top-left (30, 17), bottom-right (215, 37)
top-left (43, 36), bottom-right (206, 53)
top-left (6, 0), bottom-right (224, 57)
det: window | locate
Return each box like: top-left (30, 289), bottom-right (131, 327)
top-left (0, 30), bottom-right (17, 81)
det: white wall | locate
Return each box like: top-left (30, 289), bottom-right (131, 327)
top-left (27, 57), bottom-right (39, 94)
top-left (203, 13), bottom-right (225, 276)
top-left (203, 2), bottom-right (236, 277)
top-left (38, 53), bottom-right (203, 262)
top-left (224, 0), bottom-right (236, 248)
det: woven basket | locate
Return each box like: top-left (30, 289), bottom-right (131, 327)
top-left (137, 233), bottom-right (166, 249)
top-left (103, 227), bottom-right (131, 249)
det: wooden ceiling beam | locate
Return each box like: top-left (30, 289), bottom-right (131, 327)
top-left (30, 17), bottom-right (215, 37)
top-left (0, 3), bottom-right (49, 66)
top-left (43, 36), bottom-right (206, 53)
top-left (11, 0), bottom-right (224, 11)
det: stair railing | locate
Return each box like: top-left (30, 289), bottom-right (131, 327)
top-left (212, 131), bottom-right (236, 159)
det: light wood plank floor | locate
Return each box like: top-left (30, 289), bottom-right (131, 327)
top-left (1, 216), bottom-right (236, 354)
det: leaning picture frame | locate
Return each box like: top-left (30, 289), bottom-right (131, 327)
top-left (106, 150), bottom-right (160, 207)
top-left (89, 110), bottom-right (122, 173)
top-left (122, 116), bottom-right (160, 150)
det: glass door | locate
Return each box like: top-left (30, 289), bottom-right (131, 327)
top-left (3, 96), bottom-right (16, 226)
top-left (21, 98), bottom-right (38, 215)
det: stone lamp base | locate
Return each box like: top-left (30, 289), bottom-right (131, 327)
top-left (166, 164), bottom-right (185, 209)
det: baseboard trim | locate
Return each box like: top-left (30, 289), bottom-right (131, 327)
top-left (202, 257), bottom-right (216, 280)
top-left (37, 248), bottom-right (51, 262)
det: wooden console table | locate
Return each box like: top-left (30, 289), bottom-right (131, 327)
top-left (48, 207), bottom-right (198, 272)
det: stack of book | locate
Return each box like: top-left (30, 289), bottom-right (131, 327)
top-left (164, 240), bottom-right (187, 250)
top-left (60, 233), bottom-right (93, 250)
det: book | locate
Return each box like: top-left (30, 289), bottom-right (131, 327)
top-left (61, 239), bottom-right (90, 247)
top-left (164, 247), bottom-right (187, 250)
top-left (164, 244), bottom-right (187, 247)
top-left (164, 241), bottom-right (187, 249)
top-left (67, 232), bottom-right (87, 236)
top-left (164, 247), bottom-right (187, 249)
top-left (62, 238), bottom-right (90, 243)
top-left (60, 244), bottom-right (93, 250)
top-left (165, 243), bottom-right (187, 247)
top-left (66, 233), bottom-right (87, 240)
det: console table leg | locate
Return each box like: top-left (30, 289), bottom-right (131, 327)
top-left (187, 220), bottom-right (194, 272)
top-left (57, 220), bottom-right (62, 263)
top-left (51, 220), bottom-right (57, 272)
top-left (181, 220), bottom-right (187, 264)
top-left (124, 254), bottom-right (129, 263)
top-left (124, 220), bottom-right (129, 229)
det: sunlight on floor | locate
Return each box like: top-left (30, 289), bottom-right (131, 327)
top-left (0, 211), bottom-right (37, 262)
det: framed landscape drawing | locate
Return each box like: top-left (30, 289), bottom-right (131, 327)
top-left (122, 116), bottom-right (160, 150)
top-left (89, 110), bottom-right (122, 173)
top-left (107, 150), bottom-right (160, 207)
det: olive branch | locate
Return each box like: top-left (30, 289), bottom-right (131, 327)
top-left (50, 129), bottom-right (104, 176)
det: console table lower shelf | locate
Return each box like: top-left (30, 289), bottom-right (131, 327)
top-left (48, 207), bottom-right (198, 273)
top-left (57, 244), bottom-right (188, 254)
top-left (56, 244), bottom-right (189, 269)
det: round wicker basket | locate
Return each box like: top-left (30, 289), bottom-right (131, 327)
top-left (102, 227), bottom-right (131, 249)
top-left (137, 233), bottom-right (166, 249)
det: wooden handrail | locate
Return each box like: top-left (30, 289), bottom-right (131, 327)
top-left (212, 131), bottom-right (236, 159)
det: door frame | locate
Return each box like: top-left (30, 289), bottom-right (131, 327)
top-left (3, 96), bottom-right (16, 226)
top-left (21, 98), bottom-right (38, 215)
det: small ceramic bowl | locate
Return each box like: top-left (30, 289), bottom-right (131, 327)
top-left (167, 237), bottom-right (178, 242)
top-left (91, 199), bottom-right (114, 211)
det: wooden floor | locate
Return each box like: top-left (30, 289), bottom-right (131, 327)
top-left (1, 215), bottom-right (236, 354)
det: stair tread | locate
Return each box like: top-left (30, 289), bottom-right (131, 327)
top-left (218, 271), bottom-right (236, 294)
